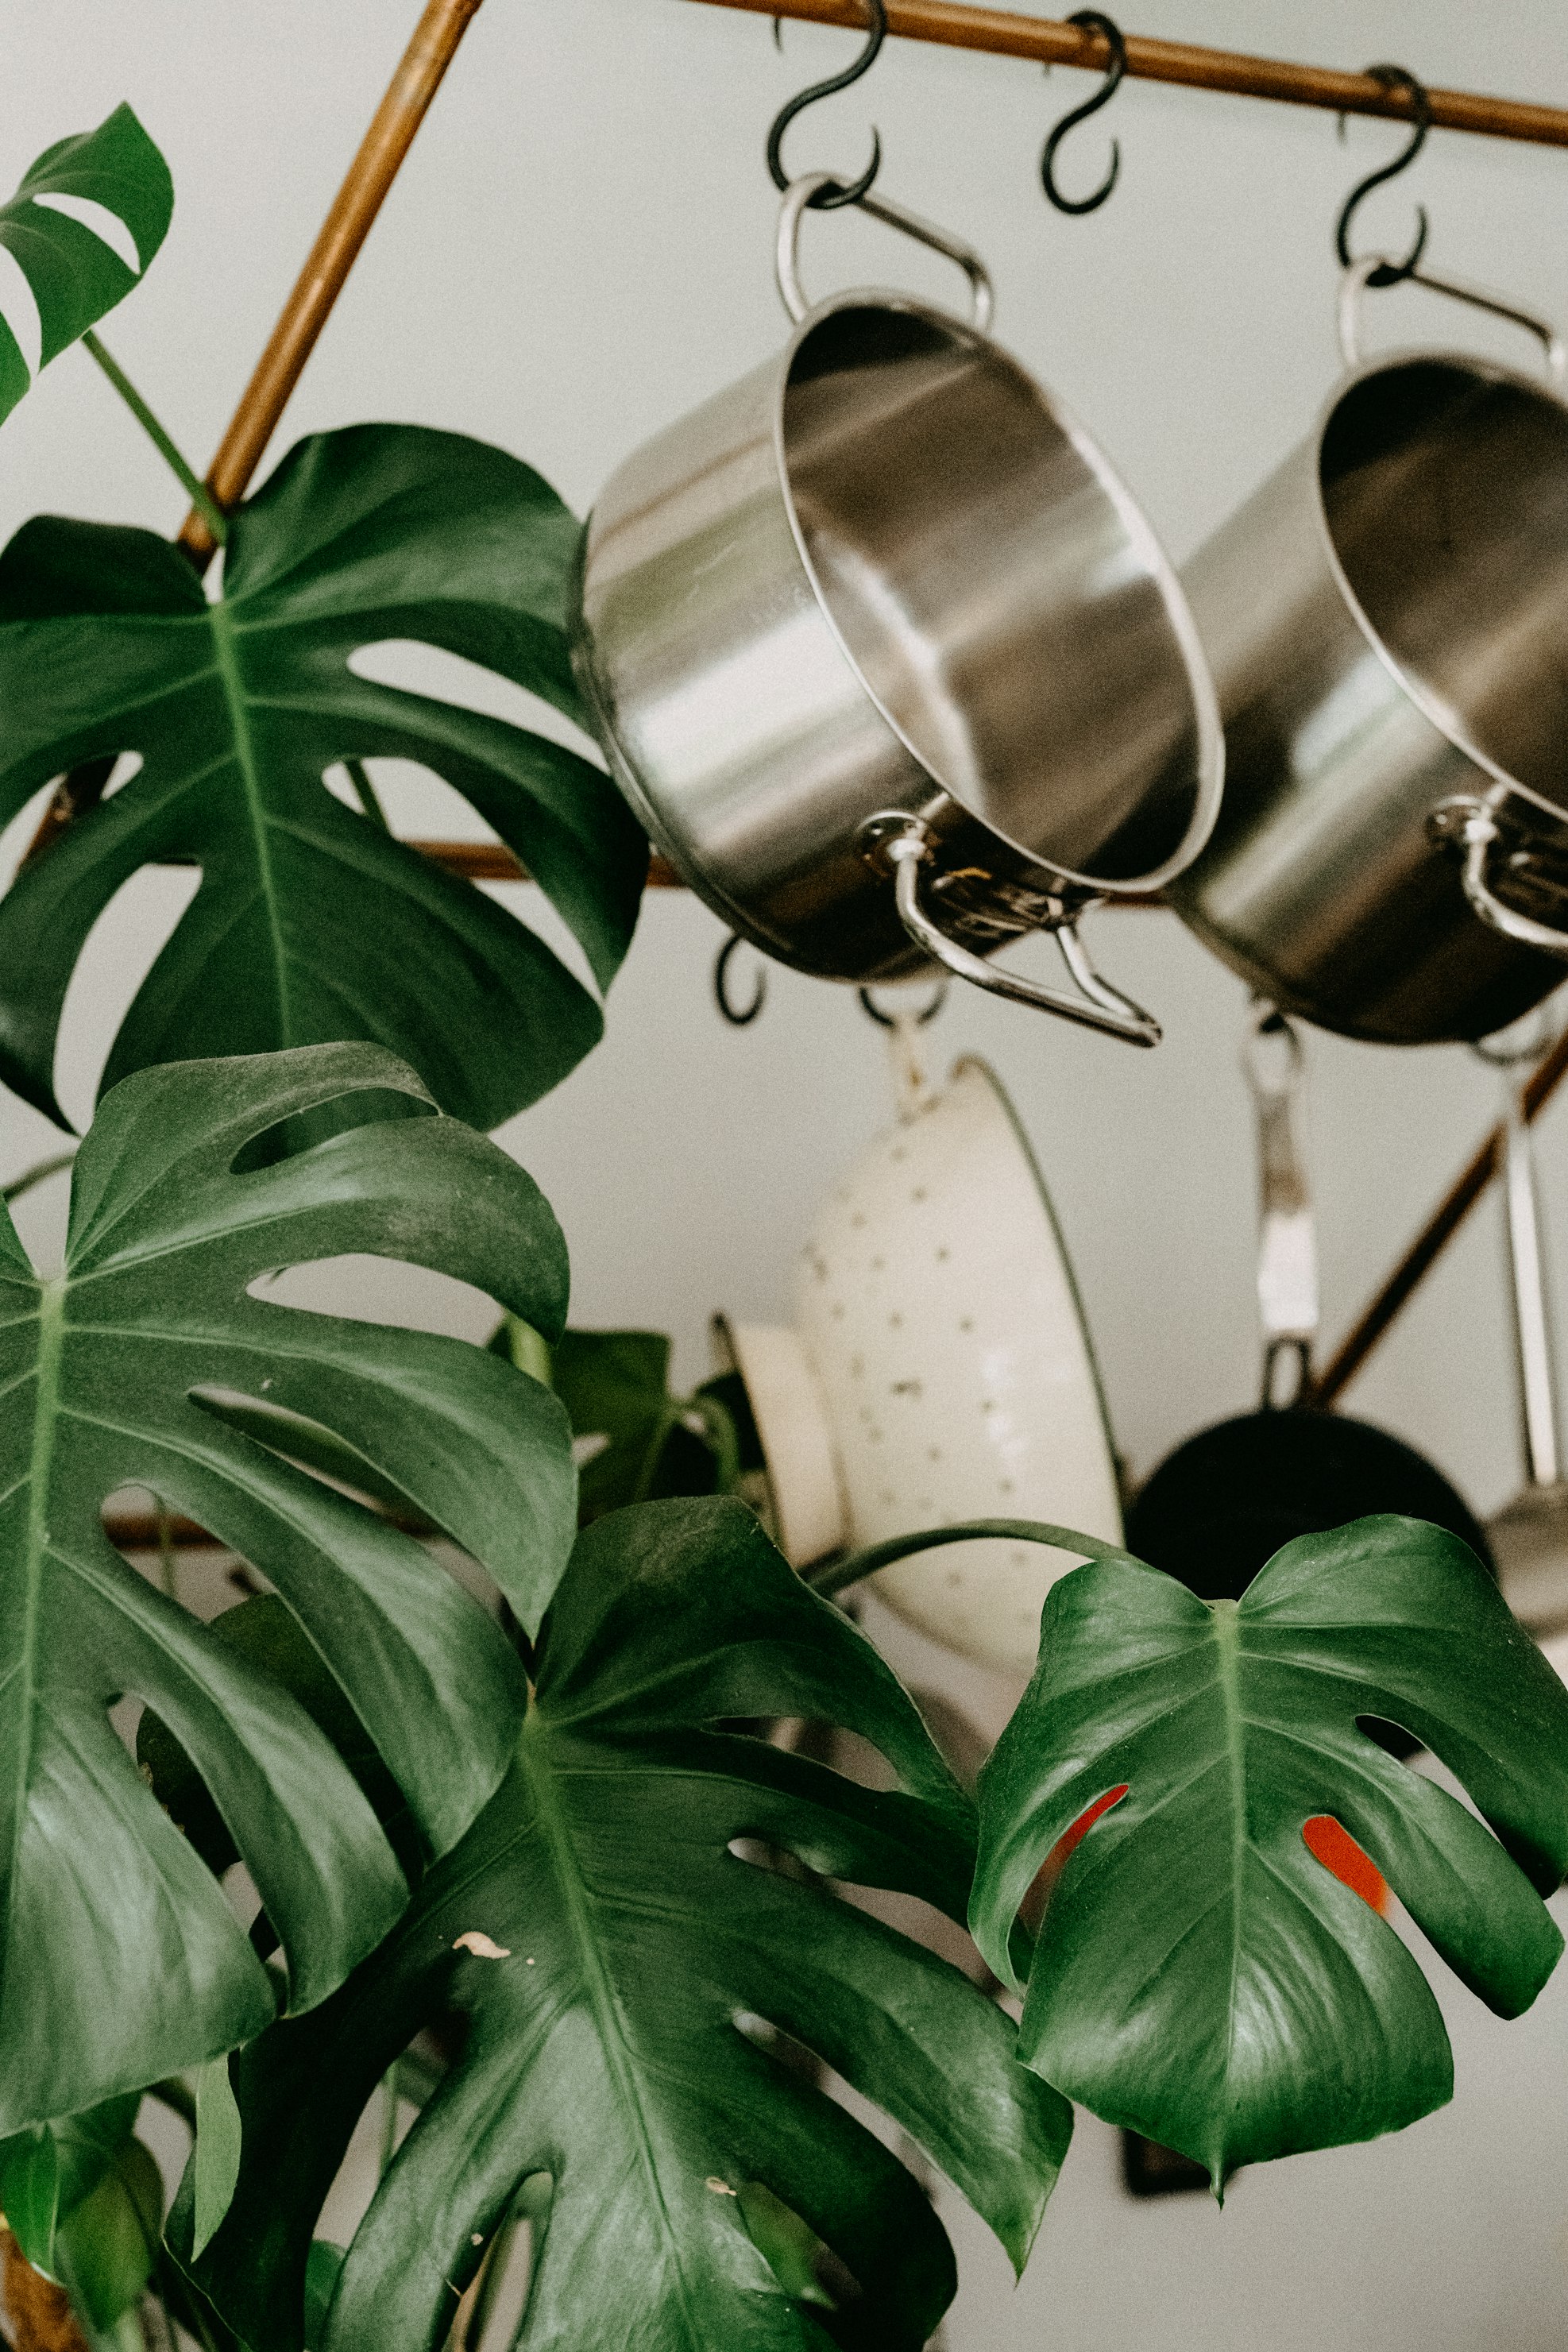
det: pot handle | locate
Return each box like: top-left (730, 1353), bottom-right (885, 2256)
top-left (867, 816), bottom-right (1161, 1046)
top-left (776, 173), bottom-right (994, 331)
top-left (1338, 255), bottom-right (1568, 388)
top-left (1431, 796), bottom-right (1568, 962)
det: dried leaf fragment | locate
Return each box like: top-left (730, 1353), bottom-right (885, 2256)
top-left (452, 1931), bottom-right (512, 1960)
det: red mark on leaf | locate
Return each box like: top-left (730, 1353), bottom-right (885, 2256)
top-left (1303, 1816), bottom-right (1388, 1912)
top-left (1022, 1785), bottom-right (1129, 1929)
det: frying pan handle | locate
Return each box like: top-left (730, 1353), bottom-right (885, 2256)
top-left (1473, 1020), bottom-right (1564, 1489)
top-left (1244, 1004), bottom-right (1319, 1406)
top-left (869, 817), bottom-right (1161, 1046)
top-left (776, 175), bottom-right (995, 331)
top-left (1431, 797), bottom-right (1568, 961)
top-left (1338, 256), bottom-right (1568, 388)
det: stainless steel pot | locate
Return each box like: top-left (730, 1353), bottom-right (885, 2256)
top-left (574, 177), bottom-right (1223, 1045)
top-left (1172, 258), bottom-right (1568, 1045)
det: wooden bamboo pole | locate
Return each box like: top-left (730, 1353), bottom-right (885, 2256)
top-left (1311, 1029), bottom-right (1568, 1407)
top-left (694, 0), bottom-right (1568, 148)
top-left (176, 0), bottom-right (486, 562)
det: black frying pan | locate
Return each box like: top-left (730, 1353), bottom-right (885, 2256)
top-left (1127, 1010), bottom-right (1493, 1751)
top-left (1126, 1400), bottom-right (1493, 1604)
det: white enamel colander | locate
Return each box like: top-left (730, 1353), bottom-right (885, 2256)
top-left (719, 1055), bottom-right (1122, 1674)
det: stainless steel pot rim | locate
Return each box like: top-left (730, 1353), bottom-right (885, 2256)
top-left (1311, 343), bottom-right (1568, 832)
top-left (769, 284), bottom-right (1225, 897)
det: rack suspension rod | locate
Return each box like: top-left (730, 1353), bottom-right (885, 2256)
top-left (689, 0), bottom-right (1568, 149)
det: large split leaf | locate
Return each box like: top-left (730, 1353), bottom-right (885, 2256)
top-left (0, 422), bottom-right (647, 1130)
top-left (0, 105), bottom-right (172, 426)
top-left (969, 1515), bottom-right (1568, 2186)
top-left (0, 1040), bottom-right (577, 2133)
top-left (177, 1497), bottom-right (1071, 2352)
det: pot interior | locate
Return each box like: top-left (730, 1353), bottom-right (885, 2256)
top-left (780, 304), bottom-right (1209, 887)
top-left (1321, 359), bottom-right (1568, 813)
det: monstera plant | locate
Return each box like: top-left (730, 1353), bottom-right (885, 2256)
top-left (3, 94), bottom-right (1568, 2352)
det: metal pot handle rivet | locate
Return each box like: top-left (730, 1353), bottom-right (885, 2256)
top-left (1338, 254), bottom-right (1568, 386)
top-left (775, 173), bottom-right (995, 330)
top-left (1429, 797), bottom-right (1568, 962)
top-left (861, 813), bottom-right (1161, 1046)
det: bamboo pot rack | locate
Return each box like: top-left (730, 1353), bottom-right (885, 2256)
top-left (25, 0), bottom-right (1568, 1505)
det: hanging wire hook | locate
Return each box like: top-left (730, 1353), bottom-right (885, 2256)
top-left (1335, 64), bottom-right (1431, 288)
top-left (857, 979), bottom-right (948, 1028)
top-left (714, 934), bottom-right (767, 1026)
top-left (1041, 10), bottom-right (1126, 217)
top-left (767, 0), bottom-right (887, 213)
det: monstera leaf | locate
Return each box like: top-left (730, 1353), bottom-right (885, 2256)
top-left (0, 422), bottom-right (647, 1130)
top-left (0, 104), bottom-right (172, 426)
top-left (967, 1515), bottom-right (1568, 2187)
top-left (176, 1498), bottom-right (1071, 2352)
top-left (0, 1041), bottom-right (577, 2133)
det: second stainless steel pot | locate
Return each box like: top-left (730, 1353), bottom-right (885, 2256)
top-left (1172, 259), bottom-right (1568, 1045)
top-left (574, 178), bottom-right (1223, 1045)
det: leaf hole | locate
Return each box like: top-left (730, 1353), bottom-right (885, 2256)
top-left (1354, 1710), bottom-right (1423, 1763)
top-left (737, 2178), bottom-right (861, 2315)
top-left (1303, 1815), bottom-right (1388, 1912)
top-left (0, 245), bottom-right (41, 377)
top-left (229, 1087), bottom-right (437, 1175)
top-left (98, 749), bottom-right (143, 800)
top-left (54, 862), bottom-right (202, 1133)
top-left (347, 641), bottom-right (603, 767)
top-left (31, 190), bottom-right (142, 272)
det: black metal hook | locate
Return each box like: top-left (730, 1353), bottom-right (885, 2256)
top-left (715, 934), bottom-right (767, 1026)
top-left (1041, 10), bottom-right (1126, 217)
top-left (857, 980), bottom-right (948, 1028)
top-left (767, 0), bottom-right (887, 213)
top-left (1335, 64), bottom-right (1431, 288)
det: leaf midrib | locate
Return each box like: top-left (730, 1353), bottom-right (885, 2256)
top-left (3, 1284), bottom-right (54, 1996)
top-left (206, 597), bottom-right (290, 1045)
top-left (519, 1705), bottom-right (709, 2350)
top-left (1209, 1598), bottom-right (1246, 2148)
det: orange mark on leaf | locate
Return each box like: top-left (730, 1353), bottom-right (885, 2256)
top-left (1022, 1785), bottom-right (1129, 1929)
top-left (1303, 1816), bottom-right (1388, 1912)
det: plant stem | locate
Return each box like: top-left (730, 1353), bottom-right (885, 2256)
top-left (2, 1149), bottom-right (75, 1206)
top-left (342, 759), bottom-right (390, 829)
top-left (378, 2068), bottom-right (400, 2177)
top-left (80, 332), bottom-right (230, 549)
top-left (155, 1501), bottom-right (178, 1602)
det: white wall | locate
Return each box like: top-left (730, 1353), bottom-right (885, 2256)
top-left (6, 3), bottom-right (1568, 2345)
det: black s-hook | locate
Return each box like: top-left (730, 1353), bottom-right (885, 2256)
top-left (1041, 10), bottom-right (1127, 217)
top-left (714, 934), bottom-right (767, 1026)
top-left (1335, 64), bottom-right (1431, 287)
top-left (767, 0), bottom-right (887, 212)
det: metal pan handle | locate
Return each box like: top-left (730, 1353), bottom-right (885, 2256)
top-left (867, 815), bottom-right (1160, 1046)
top-left (776, 174), bottom-right (994, 330)
top-left (1430, 796), bottom-right (1568, 961)
top-left (1338, 255), bottom-right (1568, 388)
top-left (1473, 1022), bottom-right (1563, 1490)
